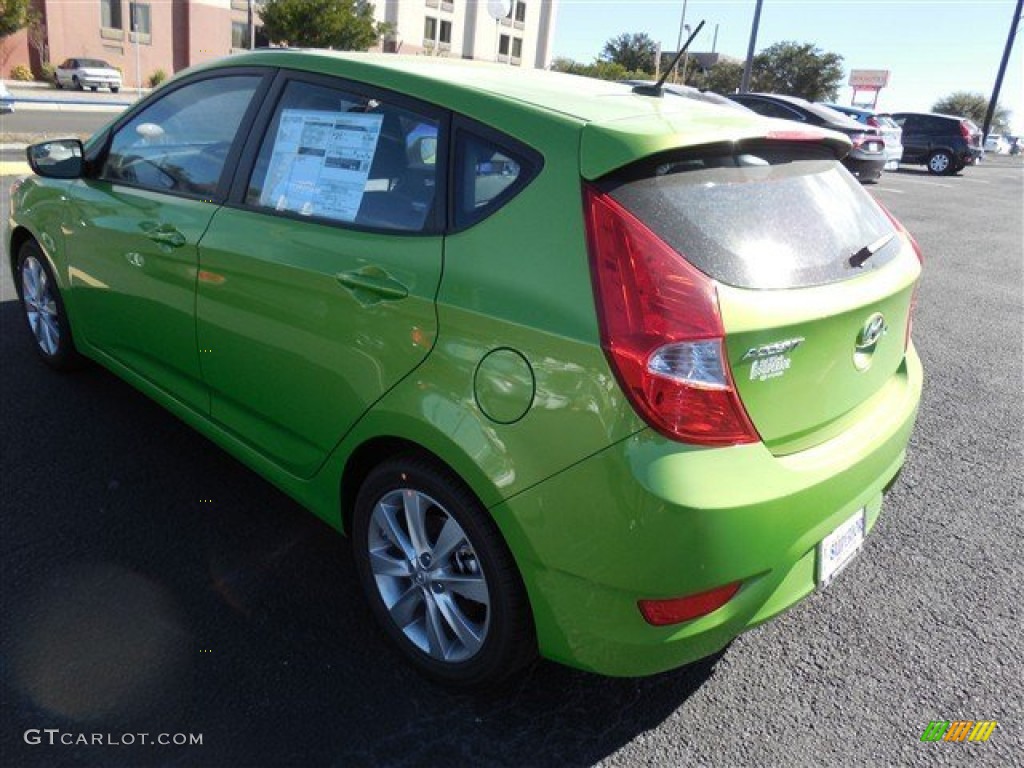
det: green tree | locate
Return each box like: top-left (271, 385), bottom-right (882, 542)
top-left (750, 41), bottom-right (844, 101)
top-left (260, 0), bottom-right (383, 50)
top-left (933, 91), bottom-right (1010, 133)
top-left (1, 0), bottom-right (34, 39)
top-left (600, 32), bottom-right (658, 75)
top-left (695, 59), bottom-right (744, 94)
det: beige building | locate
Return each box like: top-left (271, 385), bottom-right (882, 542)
top-left (2, 0), bottom-right (558, 84)
top-left (373, 0), bottom-right (558, 69)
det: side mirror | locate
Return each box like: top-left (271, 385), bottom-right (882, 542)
top-left (27, 139), bottom-right (85, 179)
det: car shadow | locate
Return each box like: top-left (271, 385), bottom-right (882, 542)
top-left (0, 300), bottom-right (719, 767)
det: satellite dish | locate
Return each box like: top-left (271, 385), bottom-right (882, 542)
top-left (487, 0), bottom-right (512, 21)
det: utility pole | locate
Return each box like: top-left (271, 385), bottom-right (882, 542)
top-left (248, 0), bottom-right (255, 49)
top-left (982, 0), bottom-right (1022, 139)
top-left (740, 0), bottom-right (764, 93)
top-left (673, 0), bottom-right (688, 83)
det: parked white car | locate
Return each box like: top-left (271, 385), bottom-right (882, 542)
top-left (0, 81), bottom-right (14, 114)
top-left (54, 58), bottom-right (122, 92)
top-left (820, 103), bottom-right (904, 170)
top-left (984, 134), bottom-right (1010, 154)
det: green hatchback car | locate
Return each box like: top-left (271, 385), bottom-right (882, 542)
top-left (9, 51), bottom-right (922, 687)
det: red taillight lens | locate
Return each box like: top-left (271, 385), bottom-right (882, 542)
top-left (638, 582), bottom-right (742, 626)
top-left (582, 184), bottom-right (759, 446)
top-left (867, 116), bottom-right (880, 128)
top-left (959, 121), bottom-right (972, 140)
top-left (878, 203), bottom-right (924, 349)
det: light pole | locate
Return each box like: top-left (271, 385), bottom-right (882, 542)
top-left (740, 0), bottom-right (764, 93)
top-left (680, 24), bottom-right (692, 84)
top-left (673, 0), bottom-right (688, 83)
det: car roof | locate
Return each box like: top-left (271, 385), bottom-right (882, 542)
top-left (184, 50), bottom-right (848, 178)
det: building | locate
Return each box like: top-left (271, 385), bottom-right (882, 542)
top-left (3, 1), bottom-right (259, 87)
top-left (2, 0), bottom-right (558, 86)
top-left (372, 1), bottom-right (558, 70)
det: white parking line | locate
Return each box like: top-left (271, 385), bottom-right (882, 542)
top-left (884, 176), bottom-right (953, 188)
top-left (957, 178), bottom-right (991, 184)
top-left (871, 187), bottom-right (905, 194)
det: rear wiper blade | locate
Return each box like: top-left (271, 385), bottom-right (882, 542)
top-left (849, 232), bottom-right (895, 268)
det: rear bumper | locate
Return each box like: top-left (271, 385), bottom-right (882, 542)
top-left (492, 345), bottom-right (922, 677)
top-left (843, 154), bottom-right (886, 181)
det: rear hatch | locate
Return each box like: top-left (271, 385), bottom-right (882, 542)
top-left (588, 139), bottom-right (920, 454)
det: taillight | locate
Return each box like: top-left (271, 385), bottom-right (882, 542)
top-left (582, 184), bottom-right (759, 446)
top-left (878, 203), bottom-right (924, 350)
top-left (638, 582), bottom-right (742, 625)
top-left (959, 121), bottom-right (972, 140)
top-left (867, 116), bottom-right (880, 128)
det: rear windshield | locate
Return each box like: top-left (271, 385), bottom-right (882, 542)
top-left (601, 141), bottom-right (899, 290)
top-left (79, 59), bottom-right (113, 68)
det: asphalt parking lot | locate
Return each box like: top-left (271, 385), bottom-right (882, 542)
top-left (0, 157), bottom-right (1021, 767)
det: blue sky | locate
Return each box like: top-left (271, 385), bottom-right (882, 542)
top-left (551, 0), bottom-right (1024, 133)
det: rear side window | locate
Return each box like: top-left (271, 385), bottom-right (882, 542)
top-left (452, 123), bottom-right (540, 229)
top-left (602, 142), bottom-right (899, 290)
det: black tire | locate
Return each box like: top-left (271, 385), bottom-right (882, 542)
top-left (89, 86), bottom-right (98, 92)
top-left (72, 75), bottom-right (82, 90)
top-left (15, 240), bottom-right (82, 371)
top-left (111, 87), bottom-right (120, 93)
top-left (352, 455), bottom-right (536, 688)
top-left (927, 150), bottom-right (954, 175)
top-left (54, 76), bottom-right (63, 89)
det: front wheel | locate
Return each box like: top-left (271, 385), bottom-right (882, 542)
top-left (111, 86), bottom-right (120, 93)
top-left (16, 240), bottom-right (81, 370)
top-left (927, 150), bottom-right (954, 175)
top-left (352, 456), bottom-right (535, 688)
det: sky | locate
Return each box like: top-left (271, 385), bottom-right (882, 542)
top-left (550, 0), bottom-right (1024, 133)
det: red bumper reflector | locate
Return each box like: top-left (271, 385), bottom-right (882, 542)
top-left (638, 582), bottom-right (742, 626)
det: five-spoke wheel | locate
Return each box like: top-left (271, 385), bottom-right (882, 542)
top-left (16, 240), bottom-right (80, 370)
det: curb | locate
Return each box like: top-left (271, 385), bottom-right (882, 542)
top-left (6, 101), bottom-right (128, 113)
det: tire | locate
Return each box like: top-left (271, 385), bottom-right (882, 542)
top-left (72, 75), bottom-right (82, 90)
top-left (89, 86), bottom-right (98, 92)
top-left (352, 455), bottom-right (536, 688)
top-left (927, 150), bottom-right (954, 175)
top-left (15, 240), bottom-right (82, 371)
top-left (111, 87), bottom-right (120, 93)
top-left (54, 76), bottom-right (63, 89)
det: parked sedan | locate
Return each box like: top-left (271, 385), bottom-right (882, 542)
top-left (54, 58), bottom-right (122, 92)
top-left (984, 133), bottom-right (1010, 154)
top-left (820, 103), bottom-right (903, 170)
top-left (0, 80), bottom-right (14, 114)
top-left (10, 54), bottom-right (922, 687)
top-left (725, 93), bottom-right (886, 182)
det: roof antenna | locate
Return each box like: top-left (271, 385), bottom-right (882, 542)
top-left (633, 20), bottom-right (705, 97)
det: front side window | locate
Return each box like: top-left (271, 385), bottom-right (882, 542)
top-left (102, 76), bottom-right (261, 196)
top-left (246, 80), bottom-right (441, 233)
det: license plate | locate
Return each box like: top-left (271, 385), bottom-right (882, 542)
top-left (817, 509), bottom-right (865, 588)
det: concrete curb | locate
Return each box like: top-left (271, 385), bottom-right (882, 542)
top-left (6, 100), bottom-right (128, 113)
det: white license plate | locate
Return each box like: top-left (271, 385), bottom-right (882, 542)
top-left (817, 509), bottom-right (865, 587)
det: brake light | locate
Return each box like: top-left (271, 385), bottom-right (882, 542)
top-left (878, 203), bottom-right (924, 350)
top-left (959, 121), bottom-right (972, 140)
top-left (867, 116), bottom-right (879, 128)
top-left (638, 582), bottom-right (742, 625)
top-left (583, 184), bottom-right (759, 446)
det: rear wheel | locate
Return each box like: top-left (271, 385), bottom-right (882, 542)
top-left (89, 86), bottom-right (98, 92)
top-left (927, 150), bottom-right (953, 175)
top-left (352, 455), bottom-right (535, 688)
top-left (16, 240), bottom-right (81, 371)
top-left (111, 86), bottom-right (120, 93)
top-left (54, 75), bottom-right (63, 89)
top-left (72, 75), bottom-right (82, 90)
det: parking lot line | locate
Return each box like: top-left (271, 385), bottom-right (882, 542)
top-left (871, 187), bottom-right (905, 194)
top-left (957, 178), bottom-right (991, 184)
top-left (884, 176), bottom-right (953, 189)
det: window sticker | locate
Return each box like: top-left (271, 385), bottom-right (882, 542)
top-left (260, 109), bottom-right (384, 222)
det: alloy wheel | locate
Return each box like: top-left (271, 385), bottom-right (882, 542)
top-left (20, 255), bottom-right (61, 357)
top-left (366, 488), bottom-right (491, 663)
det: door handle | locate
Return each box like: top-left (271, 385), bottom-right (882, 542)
top-left (143, 225), bottom-right (186, 248)
top-left (336, 267), bottom-right (408, 302)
